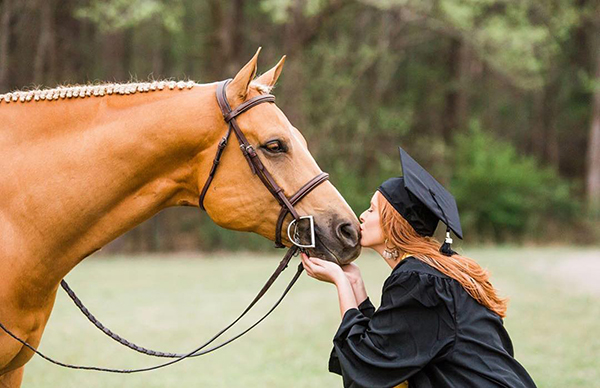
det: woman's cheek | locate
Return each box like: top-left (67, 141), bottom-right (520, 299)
top-left (360, 229), bottom-right (370, 247)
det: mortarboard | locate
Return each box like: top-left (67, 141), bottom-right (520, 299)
top-left (378, 147), bottom-right (463, 256)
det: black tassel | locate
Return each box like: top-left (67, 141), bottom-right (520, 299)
top-left (439, 228), bottom-right (457, 256)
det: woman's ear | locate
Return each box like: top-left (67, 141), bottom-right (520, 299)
top-left (226, 47), bottom-right (261, 106)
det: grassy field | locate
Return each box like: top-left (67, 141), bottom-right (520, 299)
top-left (21, 247), bottom-right (600, 388)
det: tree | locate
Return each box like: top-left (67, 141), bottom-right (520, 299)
top-left (0, 0), bottom-right (12, 91)
top-left (587, 12), bottom-right (600, 215)
top-left (33, 0), bottom-right (57, 85)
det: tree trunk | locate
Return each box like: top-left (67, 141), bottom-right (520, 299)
top-left (529, 74), bottom-right (562, 170)
top-left (206, 0), bottom-right (224, 78)
top-left (151, 23), bottom-right (164, 77)
top-left (280, 1), bottom-right (306, 127)
top-left (212, 0), bottom-right (245, 77)
top-left (33, 0), bottom-right (57, 85)
top-left (530, 92), bottom-right (545, 159)
top-left (228, 0), bottom-right (245, 75)
top-left (102, 29), bottom-right (130, 81)
top-left (442, 38), bottom-right (469, 144)
top-left (587, 22), bottom-right (600, 214)
top-left (0, 0), bottom-right (12, 92)
top-left (57, 0), bottom-right (83, 84)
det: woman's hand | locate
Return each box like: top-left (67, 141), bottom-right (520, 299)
top-left (300, 253), bottom-right (344, 285)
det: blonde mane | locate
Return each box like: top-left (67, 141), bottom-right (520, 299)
top-left (250, 81), bottom-right (273, 94)
top-left (0, 78), bottom-right (274, 105)
top-left (0, 80), bottom-right (197, 104)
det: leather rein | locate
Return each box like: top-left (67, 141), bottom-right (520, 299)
top-left (0, 79), bottom-right (330, 373)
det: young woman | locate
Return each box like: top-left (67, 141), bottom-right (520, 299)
top-left (300, 148), bottom-right (537, 388)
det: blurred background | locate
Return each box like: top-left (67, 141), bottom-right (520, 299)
top-left (1, 0), bottom-right (599, 251)
top-left (3, 2), bottom-right (600, 387)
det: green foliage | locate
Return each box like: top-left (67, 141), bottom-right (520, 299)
top-left (300, 20), bottom-right (417, 214)
top-left (451, 123), bottom-right (579, 241)
top-left (75, 0), bottom-right (185, 33)
top-left (260, 0), bottom-right (330, 23)
top-left (366, 0), bottom-right (580, 89)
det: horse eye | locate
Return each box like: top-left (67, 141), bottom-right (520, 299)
top-left (263, 140), bottom-right (286, 153)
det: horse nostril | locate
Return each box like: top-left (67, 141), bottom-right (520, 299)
top-left (336, 222), bottom-right (360, 248)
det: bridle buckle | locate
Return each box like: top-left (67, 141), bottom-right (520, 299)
top-left (287, 215), bottom-right (316, 249)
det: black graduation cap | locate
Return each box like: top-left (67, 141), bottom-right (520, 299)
top-left (378, 147), bottom-right (462, 255)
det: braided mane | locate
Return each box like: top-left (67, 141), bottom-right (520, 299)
top-left (0, 80), bottom-right (197, 104)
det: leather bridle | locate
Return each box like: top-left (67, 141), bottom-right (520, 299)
top-left (199, 79), bottom-right (330, 249)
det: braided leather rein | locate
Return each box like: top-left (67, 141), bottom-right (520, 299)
top-left (0, 79), bottom-right (330, 373)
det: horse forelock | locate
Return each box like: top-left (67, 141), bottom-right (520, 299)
top-left (249, 81), bottom-right (273, 95)
top-left (0, 79), bottom-right (199, 104)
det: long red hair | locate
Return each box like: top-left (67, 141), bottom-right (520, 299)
top-left (378, 193), bottom-right (508, 318)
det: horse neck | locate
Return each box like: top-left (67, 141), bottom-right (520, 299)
top-left (0, 83), bottom-right (223, 299)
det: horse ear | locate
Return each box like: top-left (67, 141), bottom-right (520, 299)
top-left (255, 55), bottom-right (286, 88)
top-left (227, 47), bottom-right (261, 104)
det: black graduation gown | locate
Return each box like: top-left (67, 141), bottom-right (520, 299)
top-left (328, 257), bottom-right (537, 388)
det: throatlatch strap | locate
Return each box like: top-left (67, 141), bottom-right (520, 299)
top-left (199, 125), bottom-right (232, 210)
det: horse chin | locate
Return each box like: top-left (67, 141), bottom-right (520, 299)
top-left (305, 245), bottom-right (341, 265)
top-left (306, 232), bottom-right (361, 266)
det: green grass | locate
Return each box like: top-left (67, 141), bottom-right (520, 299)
top-left (21, 247), bottom-right (600, 387)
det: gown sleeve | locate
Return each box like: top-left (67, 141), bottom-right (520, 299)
top-left (329, 297), bottom-right (376, 374)
top-left (329, 271), bottom-right (457, 388)
top-left (357, 297), bottom-right (376, 318)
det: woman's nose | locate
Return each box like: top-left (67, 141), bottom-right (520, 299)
top-left (359, 211), bottom-right (366, 223)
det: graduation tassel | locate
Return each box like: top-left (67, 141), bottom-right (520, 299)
top-left (429, 190), bottom-right (458, 256)
top-left (439, 227), bottom-right (457, 256)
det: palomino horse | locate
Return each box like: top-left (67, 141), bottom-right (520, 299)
top-left (0, 49), bottom-right (361, 386)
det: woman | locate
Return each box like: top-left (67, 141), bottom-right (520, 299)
top-left (300, 148), bottom-right (537, 388)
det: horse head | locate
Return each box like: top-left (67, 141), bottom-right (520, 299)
top-left (199, 49), bottom-right (361, 264)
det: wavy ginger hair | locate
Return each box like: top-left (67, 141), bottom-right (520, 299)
top-left (377, 193), bottom-right (508, 318)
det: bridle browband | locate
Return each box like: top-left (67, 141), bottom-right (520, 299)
top-left (200, 79), bottom-right (330, 248)
top-left (0, 79), bottom-right (332, 373)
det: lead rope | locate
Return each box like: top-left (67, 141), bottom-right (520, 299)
top-left (0, 248), bottom-right (303, 373)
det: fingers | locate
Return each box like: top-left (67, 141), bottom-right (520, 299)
top-left (302, 253), bottom-right (327, 267)
top-left (300, 254), bottom-right (316, 278)
top-left (301, 254), bottom-right (329, 281)
top-left (301, 253), bottom-right (319, 268)
top-left (300, 253), bottom-right (311, 268)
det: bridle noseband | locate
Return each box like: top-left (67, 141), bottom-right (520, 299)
top-left (199, 79), bottom-right (329, 249)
